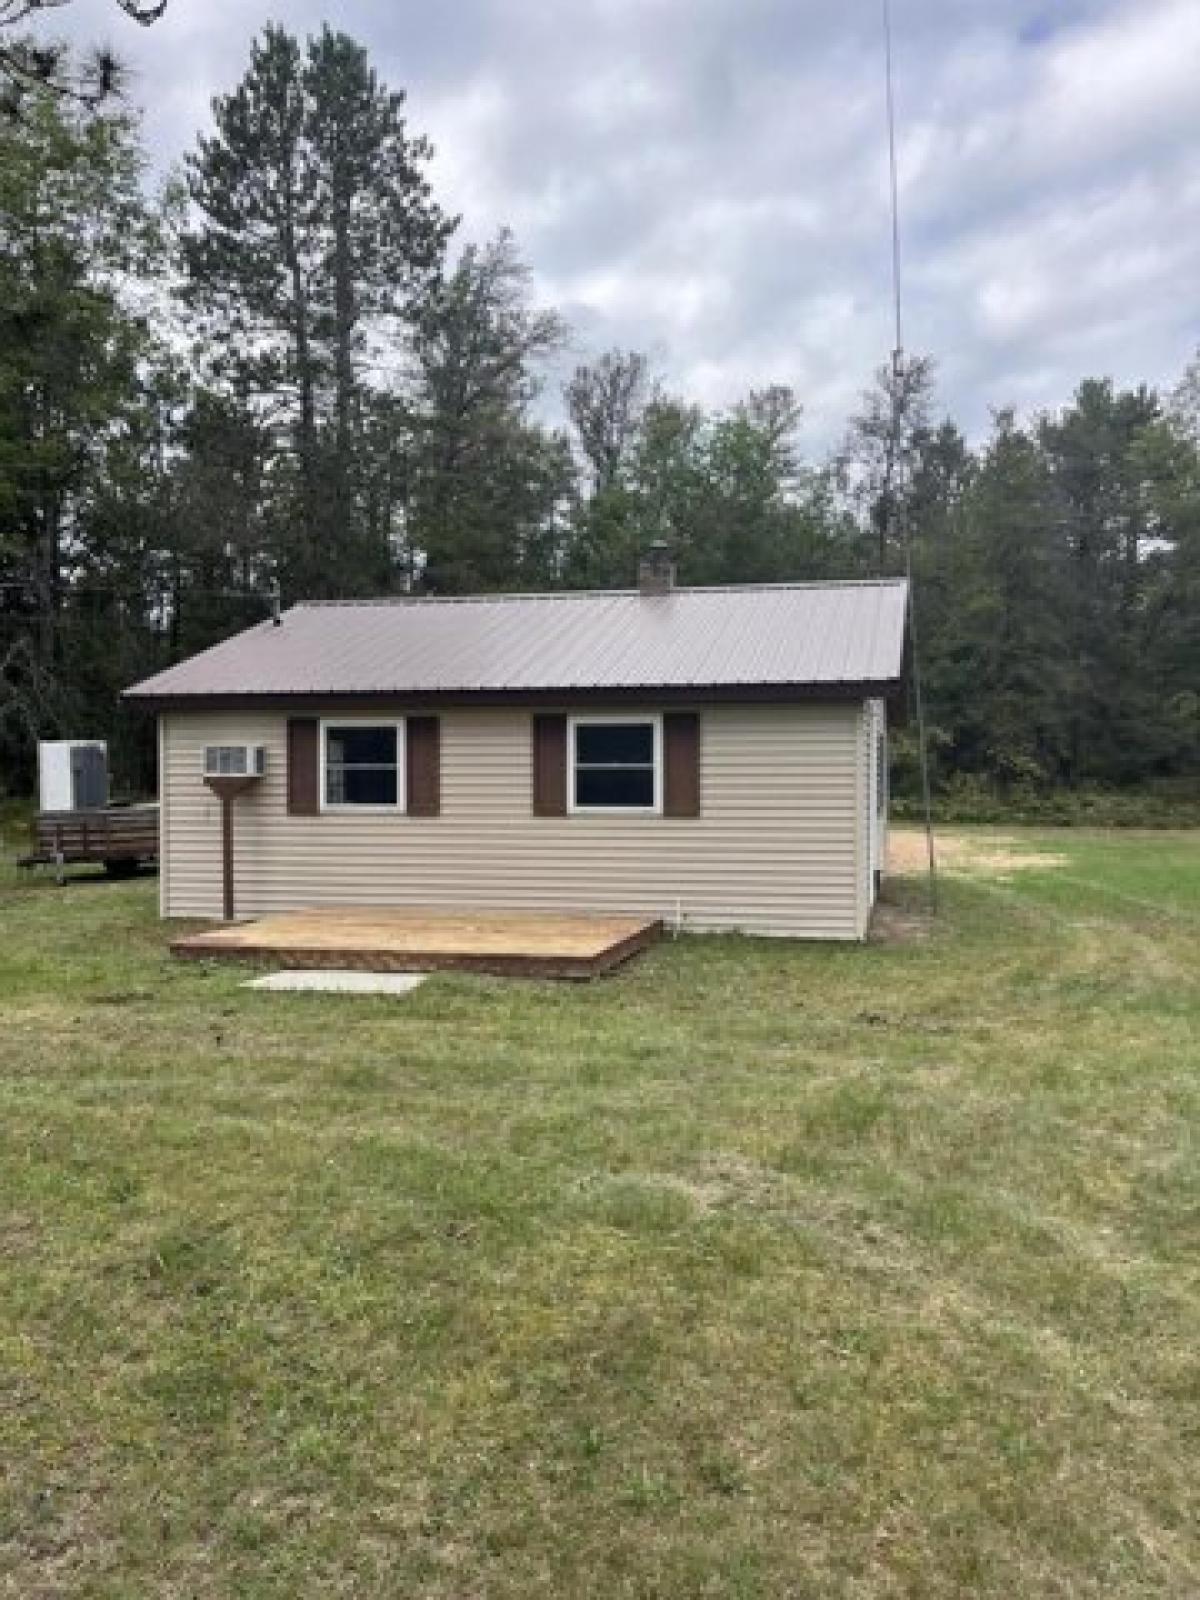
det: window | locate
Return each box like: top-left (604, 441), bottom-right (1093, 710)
top-left (321, 721), bottom-right (404, 810)
top-left (569, 716), bottom-right (661, 813)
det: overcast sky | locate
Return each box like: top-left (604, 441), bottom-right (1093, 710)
top-left (56, 0), bottom-right (1200, 450)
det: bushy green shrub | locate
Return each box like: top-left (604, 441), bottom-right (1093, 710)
top-left (892, 775), bottom-right (1200, 828)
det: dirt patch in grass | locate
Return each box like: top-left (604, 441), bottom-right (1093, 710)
top-left (574, 1154), bottom-right (787, 1222)
top-left (889, 827), bottom-right (1068, 880)
top-left (869, 899), bottom-right (933, 944)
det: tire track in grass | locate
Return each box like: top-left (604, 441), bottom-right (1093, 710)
top-left (1043, 873), bottom-right (1200, 929)
top-left (955, 876), bottom-right (1197, 999)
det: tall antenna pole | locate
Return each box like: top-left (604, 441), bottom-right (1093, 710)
top-left (881, 0), bottom-right (937, 911)
top-left (883, 0), bottom-right (904, 362)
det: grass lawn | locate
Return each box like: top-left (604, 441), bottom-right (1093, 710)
top-left (1, 828), bottom-right (1198, 1597)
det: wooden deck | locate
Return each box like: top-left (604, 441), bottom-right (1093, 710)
top-left (170, 907), bottom-right (663, 980)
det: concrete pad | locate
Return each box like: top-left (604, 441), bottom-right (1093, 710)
top-left (243, 969), bottom-right (429, 996)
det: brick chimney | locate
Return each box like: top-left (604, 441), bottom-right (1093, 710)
top-left (638, 541), bottom-right (675, 596)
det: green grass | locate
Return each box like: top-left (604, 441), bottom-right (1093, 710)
top-left (1, 830), bottom-right (1199, 1597)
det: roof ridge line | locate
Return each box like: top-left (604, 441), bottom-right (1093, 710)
top-left (294, 577), bottom-right (908, 609)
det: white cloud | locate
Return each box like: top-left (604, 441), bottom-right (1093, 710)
top-left (44, 0), bottom-right (1200, 449)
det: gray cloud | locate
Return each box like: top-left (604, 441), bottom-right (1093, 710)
top-left (51, 0), bottom-right (1200, 449)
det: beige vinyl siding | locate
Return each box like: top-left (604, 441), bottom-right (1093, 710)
top-left (869, 697), bottom-right (888, 890)
top-left (157, 712), bottom-right (169, 919)
top-left (856, 696), bottom-right (888, 934)
top-left (854, 702), bottom-right (870, 937)
top-left (160, 703), bottom-right (868, 939)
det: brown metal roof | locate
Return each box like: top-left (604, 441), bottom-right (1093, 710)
top-left (124, 579), bottom-right (908, 702)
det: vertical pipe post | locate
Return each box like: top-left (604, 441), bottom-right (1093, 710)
top-left (221, 794), bottom-right (235, 921)
top-left (205, 774), bottom-right (255, 922)
top-left (206, 771), bottom-right (256, 921)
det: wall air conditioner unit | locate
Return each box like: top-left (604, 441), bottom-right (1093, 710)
top-left (203, 744), bottom-right (267, 779)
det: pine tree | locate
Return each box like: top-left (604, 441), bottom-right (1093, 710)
top-left (1138, 405), bottom-right (1200, 777)
top-left (182, 25), bottom-right (453, 596)
top-left (952, 412), bottom-right (1070, 785)
top-left (841, 354), bottom-right (936, 573)
top-left (408, 232), bottom-right (571, 592)
top-left (0, 2), bottom-right (166, 115)
top-left (0, 88), bottom-right (162, 783)
top-left (565, 349), bottom-right (654, 496)
top-left (1040, 380), bottom-right (1167, 782)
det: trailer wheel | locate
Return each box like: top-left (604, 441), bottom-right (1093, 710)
top-left (104, 858), bottom-right (139, 879)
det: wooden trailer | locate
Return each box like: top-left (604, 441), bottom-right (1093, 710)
top-left (18, 804), bottom-right (159, 881)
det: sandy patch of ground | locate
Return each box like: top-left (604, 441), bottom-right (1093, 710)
top-left (888, 828), bottom-right (1067, 881)
top-left (869, 900), bottom-right (933, 944)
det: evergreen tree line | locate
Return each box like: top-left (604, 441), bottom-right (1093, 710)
top-left (1, 26), bottom-right (1197, 803)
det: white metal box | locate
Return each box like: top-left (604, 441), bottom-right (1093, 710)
top-left (37, 740), bottom-right (109, 812)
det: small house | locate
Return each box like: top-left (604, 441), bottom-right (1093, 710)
top-left (124, 555), bottom-right (906, 939)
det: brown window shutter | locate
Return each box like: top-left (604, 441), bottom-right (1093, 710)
top-left (532, 713), bottom-right (567, 816)
top-left (287, 717), bottom-right (320, 815)
top-left (406, 716), bottom-right (441, 816)
top-left (663, 712), bottom-right (701, 817)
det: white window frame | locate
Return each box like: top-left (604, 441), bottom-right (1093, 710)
top-left (319, 716), bottom-right (406, 814)
top-left (567, 712), bottom-right (663, 817)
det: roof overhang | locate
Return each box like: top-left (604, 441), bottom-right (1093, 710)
top-left (125, 680), bottom-right (904, 714)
